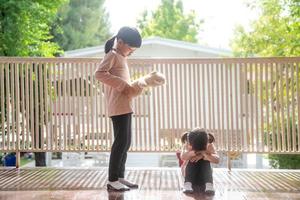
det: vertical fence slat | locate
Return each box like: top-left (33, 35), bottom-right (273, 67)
top-left (20, 63), bottom-right (25, 150)
top-left (254, 63), bottom-right (259, 152)
top-left (197, 63), bottom-right (202, 130)
top-left (44, 63), bottom-right (49, 151)
top-left (265, 63), bottom-right (270, 152)
top-left (202, 64), bottom-right (206, 129)
top-left (259, 63), bottom-right (264, 152)
top-left (24, 63), bottom-right (30, 150)
top-left (270, 63), bottom-right (275, 152)
top-left (286, 63), bottom-right (291, 152)
top-left (15, 64), bottom-right (20, 151)
top-left (90, 62), bottom-right (95, 150)
top-left (93, 63), bottom-right (99, 151)
top-left (166, 63), bottom-right (171, 149)
top-left (65, 62), bottom-right (69, 150)
top-left (240, 63), bottom-right (245, 151)
top-left (190, 62), bottom-right (194, 129)
top-left (234, 63), bottom-right (240, 151)
top-left (220, 63), bottom-right (225, 151)
top-left (62, 63), bottom-right (67, 150)
top-left (154, 62), bottom-right (159, 150)
top-left (146, 65), bottom-right (151, 151)
top-left (229, 63), bottom-right (234, 150)
top-left (48, 63), bottom-right (53, 151)
top-left (34, 63), bottom-right (39, 150)
top-left (244, 63), bottom-right (249, 151)
top-left (225, 63), bottom-right (230, 151)
top-left (275, 63), bottom-right (281, 152)
top-left (143, 62), bottom-right (148, 151)
top-left (297, 62), bottom-right (300, 151)
top-left (211, 64), bottom-right (216, 136)
top-left (138, 63), bottom-right (143, 150)
top-left (0, 63), bottom-right (5, 150)
top-left (76, 62), bottom-right (81, 151)
top-left (86, 63), bottom-right (90, 150)
top-left (11, 63), bottom-right (15, 150)
top-left (249, 63), bottom-right (255, 151)
top-left (58, 62), bottom-right (63, 151)
top-left (207, 63), bottom-right (212, 131)
top-left (193, 63), bottom-right (200, 127)
top-left (5, 63), bottom-right (10, 150)
top-left (280, 63), bottom-right (285, 152)
top-left (53, 63), bottom-right (58, 151)
top-left (216, 63), bottom-right (221, 150)
top-left (290, 62), bottom-right (295, 152)
top-left (183, 62), bottom-right (188, 130)
top-left (39, 63), bottom-right (44, 151)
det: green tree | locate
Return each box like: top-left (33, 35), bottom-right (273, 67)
top-left (231, 0), bottom-right (300, 57)
top-left (0, 0), bottom-right (65, 56)
top-left (231, 0), bottom-right (300, 169)
top-left (0, 0), bottom-right (65, 166)
top-left (52, 0), bottom-right (111, 51)
top-left (137, 0), bottom-right (202, 42)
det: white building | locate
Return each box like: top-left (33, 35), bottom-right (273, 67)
top-left (64, 36), bottom-right (232, 58)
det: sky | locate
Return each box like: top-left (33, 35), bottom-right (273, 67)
top-left (104, 0), bottom-right (258, 50)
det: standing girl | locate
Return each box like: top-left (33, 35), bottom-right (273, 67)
top-left (94, 26), bottom-right (143, 191)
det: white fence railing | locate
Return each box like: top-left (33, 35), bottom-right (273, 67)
top-left (0, 57), bottom-right (299, 154)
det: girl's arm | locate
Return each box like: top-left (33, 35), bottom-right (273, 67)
top-left (203, 143), bottom-right (220, 164)
top-left (180, 145), bottom-right (196, 161)
top-left (94, 52), bottom-right (134, 93)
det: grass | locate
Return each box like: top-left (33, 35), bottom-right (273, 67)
top-left (20, 157), bottom-right (34, 167)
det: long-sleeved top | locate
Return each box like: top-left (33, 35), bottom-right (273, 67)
top-left (94, 50), bottom-right (133, 117)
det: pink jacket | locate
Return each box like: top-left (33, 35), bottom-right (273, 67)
top-left (94, 50), bottom-right (133, 117)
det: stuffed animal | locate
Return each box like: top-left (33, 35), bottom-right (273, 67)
top-left (135, 71), bottom-right (166, 88)
top-left (123, 71), bottom-right (165, 98)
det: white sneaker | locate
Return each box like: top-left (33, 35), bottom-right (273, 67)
top-left (182, 182), bottom-right (193, 193)
top-left (205, 182), bottom-right (215, 195)
top-left (107, 181), bottom-right (130, 191)
top-left (119, 178), bottom-right (139, 188)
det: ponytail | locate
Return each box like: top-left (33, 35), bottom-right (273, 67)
top-left (104, 27), bottom-right (142, 54)
top-left (104, 36), bottom-right (116, 54)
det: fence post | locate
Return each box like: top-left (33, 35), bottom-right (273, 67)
top-left (227, 151), bottom-right (232, 171)
top-left (16, 151), bottom-right (20, 168)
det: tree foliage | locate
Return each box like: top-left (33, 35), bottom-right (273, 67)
top-left (231, 0), bottom-right (300, 57)
top-left (51, 0), bottom-right (111, 51)
top-left (0, 0), bottom-right (66, 56)
top-left (231, 0), bottom-right (300, 169)
top-left (137, 0), bottom-right (202, 42)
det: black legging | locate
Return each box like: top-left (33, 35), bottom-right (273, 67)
top-left (185, 159), bottom-right (213, 185)
top-left (108, 113), bottom-right (132, 182)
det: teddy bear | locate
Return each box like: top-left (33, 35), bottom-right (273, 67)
top-left (124, 71), bottom-right (166, 97)
top-left (134, 71), bottom-right (166, 88)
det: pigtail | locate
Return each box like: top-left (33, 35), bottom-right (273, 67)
top-left (208, 133), bottom-right (215, 143)
top-left (181, 132), bottom-right (189, 144)
top-left (104, 36), bottom-right (116, 54)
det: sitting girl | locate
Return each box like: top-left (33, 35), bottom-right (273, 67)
top-left (179, 129), bottom-right (219, 195)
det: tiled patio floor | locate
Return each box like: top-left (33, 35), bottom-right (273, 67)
top-left (0, 167), bottom-right (299, 200)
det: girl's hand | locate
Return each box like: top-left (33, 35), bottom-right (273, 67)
top-left (188, 151), bottom-right (197, 157)
top-left (190, 154), bottom-right (204, 162)
top-left (122, 84), bottom-right (142, 98)
top-left (202, 153), bottom-right (209, 161)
